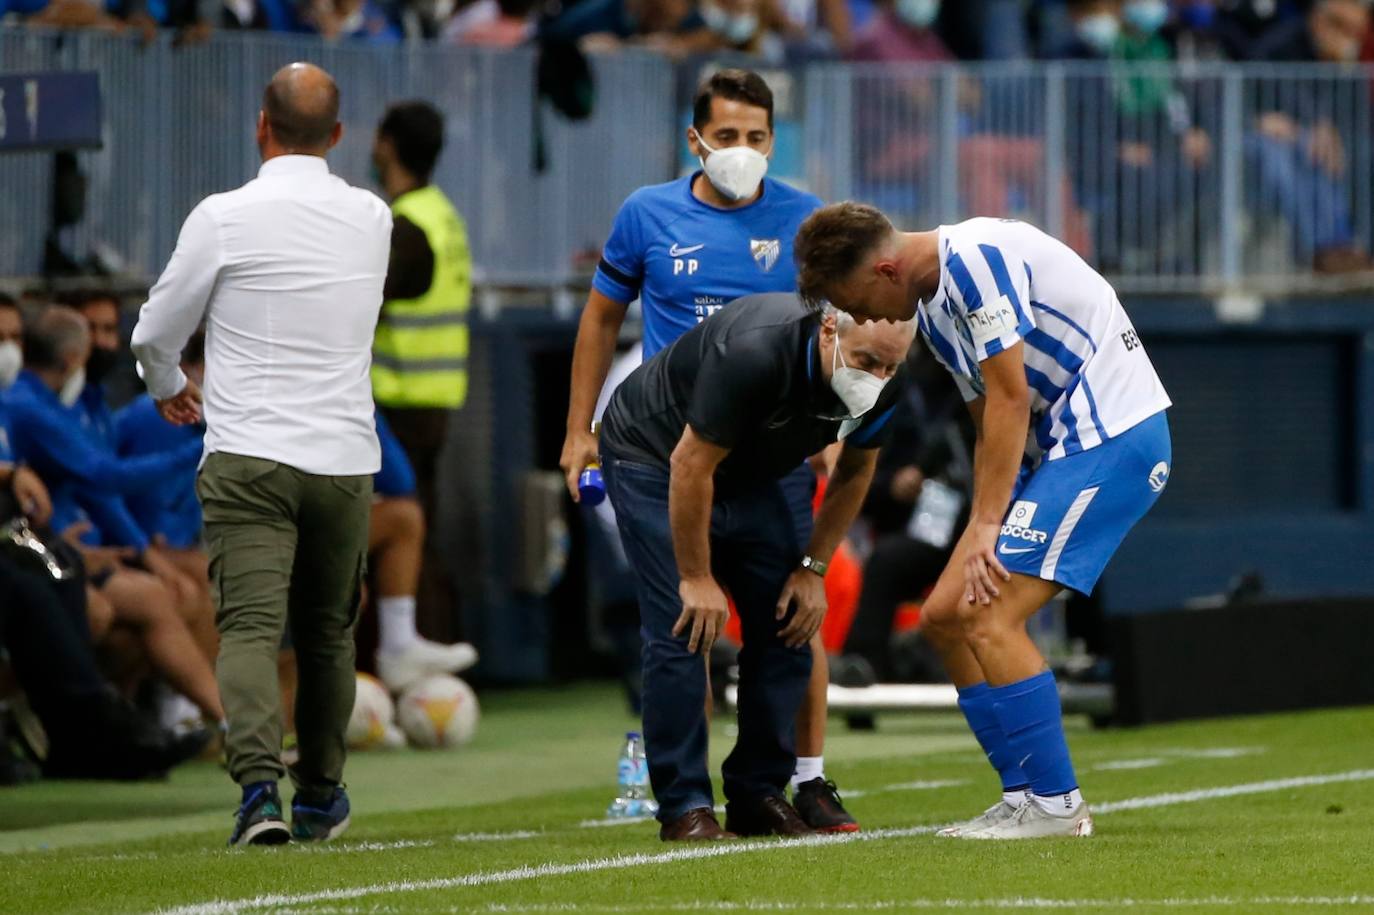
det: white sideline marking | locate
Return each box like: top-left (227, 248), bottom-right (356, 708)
top-left (156, 769), bottom-right (1374, 915)
top-left (576, 817), bottom-right (650, 829)
top-left (1093, 758), bottom-right (1167, 771)
top-left (290, 840), bottom-right (436, 854)
top-left (452, 831), bottom-right (541, 843)
top-left (1094, 770), bottom-right (1374, 813)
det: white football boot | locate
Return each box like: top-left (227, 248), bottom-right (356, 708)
top-left (377, 639), bottom-right (478, 693)
top-left (936, 799), bottom-right (1022, 837)
top-left (959, 800), bottom-right (1094, 839)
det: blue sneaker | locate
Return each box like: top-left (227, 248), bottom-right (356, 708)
top-left (228, 782), bottom-right (290, 847)
top-left (291, 786), bottom-right (351, 842)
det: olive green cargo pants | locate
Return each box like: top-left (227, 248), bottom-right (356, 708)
top-left (198, 452), bottom-right (371, 797)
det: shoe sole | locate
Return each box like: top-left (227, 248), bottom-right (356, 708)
top-left (293, 814), bottom-right (351, 843)
top-left (960, 817), bottom-right (1095, 840)
top-left (814, 822), bottom-right (861, 834)
top-left (241, 821), bottom-right (290, 846)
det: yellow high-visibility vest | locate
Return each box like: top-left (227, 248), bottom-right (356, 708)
top-left (372, 185), bottom-right (472, 409)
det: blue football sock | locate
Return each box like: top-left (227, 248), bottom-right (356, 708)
top-left (957, 682), bottom-right (1029, 792)
top-left (990, 670), bottom-right (1079, 797)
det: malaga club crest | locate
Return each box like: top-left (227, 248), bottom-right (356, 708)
top-left (750, 238), bottom-right (780, 272)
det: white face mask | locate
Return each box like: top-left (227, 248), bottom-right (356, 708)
top-left (58, 364), bottom-right (85, 408)
top-left (695, 131), bottom-right (770, 202)
top-left (1076, 12), bottom-right (1120, 54)
top-left (896, 0), bottom-right (939, 29)
top-left (829, 330), bottom-right (888, 419)
top-left (701, 2), bottom-right (759, 44)
top-left (0, 341), bottom-right (20, 389)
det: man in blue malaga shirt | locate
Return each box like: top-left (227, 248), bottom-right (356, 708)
top-left (559, 68), bottom-right (857, 835)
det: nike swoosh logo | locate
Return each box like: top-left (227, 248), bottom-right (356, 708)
top-left (669, 243), bottom-right (704, 257)
top-left (998, 545), bottom-right (1036, 555)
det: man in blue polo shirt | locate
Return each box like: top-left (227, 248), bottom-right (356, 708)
top-left (559, 68), bottom-right (857, 833)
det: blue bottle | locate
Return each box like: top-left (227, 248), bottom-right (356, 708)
top-left (579, 463), bottom-right (606, 506)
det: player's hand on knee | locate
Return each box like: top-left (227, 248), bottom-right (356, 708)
top-left (962, 521), bottom-right (1010, 606)
top-left (675, 575), bottom-right (730, 655)
top-left (559, 428), bottom-right (600, 501)
top-left (776, 569), bottom-right (827, 649)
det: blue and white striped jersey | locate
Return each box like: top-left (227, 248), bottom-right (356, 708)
top-left (916, 218), bottom-right (1171, 462)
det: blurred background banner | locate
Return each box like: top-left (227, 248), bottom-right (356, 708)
top-left (0, 70), bottom-right (101, 151)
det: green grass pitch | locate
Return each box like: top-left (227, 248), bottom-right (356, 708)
top-left (4, 685), bottom-right (1373, 914)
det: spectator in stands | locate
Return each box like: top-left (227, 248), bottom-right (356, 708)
top-left (302, 0), bottom-right (403, 41)
top-left (773, 0), bottom-right (852, 59)
top-left (1214, 0), bottom-right (1308, 60)
top-left (845, 0), bottom-right (953, 225)
top-left (444, 0), bottom-right (536, 45)
top-left (1059, 0), bottom-right (1216, 272)
top-left (5, 0), bottom-right (129, 32)
top-left (850, 0), bottom-right (951, 62)
top-left (1245, 0), bottom-right (1372, 272)
top-left (7, 306), bottom-right (224, 729)
top-left (537, 0), bottom-right (701, 51)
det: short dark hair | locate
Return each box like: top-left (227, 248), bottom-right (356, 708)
top-left (0, 291), bottom-right (17, 311)
top-left (793, 202), bottom-right (895, 310)
top-left (264, 78), bottom-right (340, 151)
top-left (378, 101), bottom-right (445, 183)
top-left (692, 69), bottom-right (774, 132)
top-left (55, 288), bottom-right (119, 311)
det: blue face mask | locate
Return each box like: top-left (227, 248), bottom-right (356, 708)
top-left (1076, 12), bottom-right (1120, 54)
top-left (1123, 0), bottom-right (1169, 35)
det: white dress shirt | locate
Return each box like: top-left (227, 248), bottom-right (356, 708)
top-left (131, 155), bottom-right (393, 476)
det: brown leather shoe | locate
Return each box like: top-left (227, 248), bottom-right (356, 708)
top-left (659, 807), bottom-right (733, 841)
top-left (724, 794), bottom-right (816, 837)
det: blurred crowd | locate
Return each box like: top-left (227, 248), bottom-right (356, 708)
top-left (0, 0), bottom-right (1368, 66)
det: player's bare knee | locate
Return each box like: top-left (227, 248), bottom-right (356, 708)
top-left (919, 597), bottom-right (965, 651)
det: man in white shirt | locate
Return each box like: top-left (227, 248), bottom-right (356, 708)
top-left (131, 62), bottom-right (392, 847)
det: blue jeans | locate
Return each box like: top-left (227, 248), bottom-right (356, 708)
top-left (1246, 132), bottom-right (1353, 261)
top-left (602, 451), bottom-right (813, 822)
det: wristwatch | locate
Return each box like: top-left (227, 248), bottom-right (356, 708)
top-left (800, 554), bottom-right (828, 578)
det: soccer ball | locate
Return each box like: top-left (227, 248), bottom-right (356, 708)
top-left (396, 675), bottom-right (480, 749)
top-left (346, 672), bottom-right (395, 750)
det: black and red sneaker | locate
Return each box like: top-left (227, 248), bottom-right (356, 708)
top-left (792, 777), bottom-right (860, 833)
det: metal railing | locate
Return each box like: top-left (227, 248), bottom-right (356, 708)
top-left (3, 30), bottom-right (1372, 295)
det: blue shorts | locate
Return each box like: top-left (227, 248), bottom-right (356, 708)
top-left (996, 411), bottom-right (1171, 595)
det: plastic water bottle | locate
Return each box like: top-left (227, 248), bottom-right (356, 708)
top-left (579, 463), bottom-right (606, 506)
top-left (606, 731), bottom-right (658, 818)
